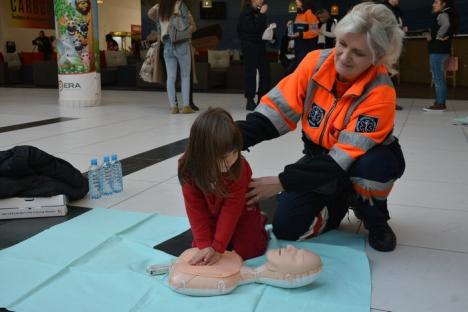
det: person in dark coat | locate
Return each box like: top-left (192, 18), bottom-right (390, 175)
top-left (381, 0), bottom-right (407, 110)
top-left (237, 0), bottom-right (271, 111)
top-left (33, 31), bottom-right (53, 60)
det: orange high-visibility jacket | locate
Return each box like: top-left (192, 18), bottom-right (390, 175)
top-left (294, 9), bottom-right (319, 39)
top-left (257, 48), bottom-right (396, 171)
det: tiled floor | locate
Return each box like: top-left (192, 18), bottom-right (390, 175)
top-left (1, 87), bottom-right (467, 311)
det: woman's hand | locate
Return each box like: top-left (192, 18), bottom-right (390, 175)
top-left (260, 4), bottom-right (268, 14)
top-left (426, 32), bottom-right (432, 42)
top-left (189, 247), bottom-right (222, 266)
top-left (246, 176), bottom-right (284, 205)
top-left (287, 20), bottom-right (293, 26)
top-left (291, 32), bottom-right (300, 38)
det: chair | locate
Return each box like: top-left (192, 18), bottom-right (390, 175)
top-left (194, 50), bottom-right (229, 90)
top-left (431, 44), bottom-right (458, 88)
top-left (207, 49), bottom-right (230, 71)
top-left (102, 51), bottom-right (127, 85)
top-left (445, 56), bottom-right (458, 88)
top-left (4, 53), bottom-right (22, 84)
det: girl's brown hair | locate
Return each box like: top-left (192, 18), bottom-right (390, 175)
top-left (178, 108), bottom-right (243, 197)
top-left (159, 0), bottom-right (178, 22)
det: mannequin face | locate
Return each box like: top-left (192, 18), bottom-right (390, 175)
top-left (295, 0), bottom-right (303, 9)
top-left (388, 0), bottom-right (399, 6)
top-left (269, 245), bottom-right (308, 264)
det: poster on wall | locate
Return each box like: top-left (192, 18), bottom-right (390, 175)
top-left (7, 0), bottom-right (55, 29)
top-left (54, 0), bottom-right (101, 106)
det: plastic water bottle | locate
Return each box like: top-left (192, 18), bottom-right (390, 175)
top-left (287, 23), bottom-right (294, 37)
top-left (100, 155), bottom-right (113, 196)
top-left (88, 158), bottom-right (101, 199)
top-left (110, 154), bottom-right (123, 193)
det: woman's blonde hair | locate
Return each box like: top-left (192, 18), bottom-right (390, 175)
top-left (334, 2), bottom-right (404, 74)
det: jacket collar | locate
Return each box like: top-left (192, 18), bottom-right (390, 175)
top-left (312, 49), bottom-right (388, 98)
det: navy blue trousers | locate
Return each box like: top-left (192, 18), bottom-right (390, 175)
top-left (273, 139), bottom-right (405, 241)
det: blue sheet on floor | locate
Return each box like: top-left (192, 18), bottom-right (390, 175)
top-left (0, 208), bottom-right (371, 312)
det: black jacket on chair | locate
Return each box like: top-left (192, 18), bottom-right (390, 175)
top-left (0, 146), bottom-right (88, 200)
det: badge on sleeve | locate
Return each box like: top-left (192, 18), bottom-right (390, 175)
top-left (355, 115), bottom-right (379, 132)
top-left (308, 104), bottom-right (325, 128)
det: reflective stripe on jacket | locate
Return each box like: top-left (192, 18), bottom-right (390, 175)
top-left (256, 48), bottom-right (396, 171)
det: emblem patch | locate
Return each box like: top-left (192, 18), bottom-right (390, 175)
top-left (355, 115), bottom-right (379, 133)
top-left (308, 104), bottom-right (325, 128)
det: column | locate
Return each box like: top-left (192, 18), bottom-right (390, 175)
top-left (54, 0), bottom-right (101, 106)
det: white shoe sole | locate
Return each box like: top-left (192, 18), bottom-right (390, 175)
top-left (423, 108), bottom-right (446, 112)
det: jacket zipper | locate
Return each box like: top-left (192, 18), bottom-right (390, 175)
top-left (319, 97), bottom-right (339, 146)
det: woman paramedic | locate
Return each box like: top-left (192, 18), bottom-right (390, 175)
top-left (237, 3), bottom-right (406, 252)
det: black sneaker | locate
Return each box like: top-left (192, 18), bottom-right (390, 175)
top-left (189, 103), bottom-right (200, 111)
top-left (367, 222), bottom-right (397, 252)
top-left (246, 98), bottom-right (257, 111)
top-left (395, 104), bottom-right (403, 111)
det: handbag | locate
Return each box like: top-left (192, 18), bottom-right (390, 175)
top-left (262, 23), bottom-right (277, 42)
top-left (139, 42), bottom-right (158, 83)
top-left (168, 13), bottom-right (192, 44)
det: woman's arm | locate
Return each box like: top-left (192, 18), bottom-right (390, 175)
top-left (147, 4), bottom-right (159, 21)
top-left (177, 2), bottom-right (190, 28)
top-left (436, 12), bottom-right (450, 39)
top-left (188, 11), bottom-right (197, 33)
top-left (237, 50), bottom-right (318, 149)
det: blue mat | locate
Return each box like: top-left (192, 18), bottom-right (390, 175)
top-left (0, 208), bottom-right (370, 312)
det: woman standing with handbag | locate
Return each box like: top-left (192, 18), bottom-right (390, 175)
top-left (150, 0), bottom-right (194, 114)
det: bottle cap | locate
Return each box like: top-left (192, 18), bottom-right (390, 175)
top-left (111, 154), bottom-right (118, 161)
top-left (91, 158), bottom-right (98, 165)
top-left (103, 155), bottom-right (110, 162)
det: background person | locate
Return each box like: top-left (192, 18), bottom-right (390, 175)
top-left (424, 0), bottom-right (459, 112)
top-left (382, 0), bottom-right (408, 110)
top-left (151, 0), bottom-right (194, 114)
top-left (237, 0), bottom-right (271, 111)
top-left (33, 31), bottom-right (53, 60)
top-left (237, 3), bottom-right (406, 252)
top-left (316, 9), bottom-right (337, 49)
top-left (285, 0), bottom-right (319, 75)
top-left (105, 34), bottom-right (119, 51)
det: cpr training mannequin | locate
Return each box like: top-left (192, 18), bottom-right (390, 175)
top-left (149, 245), bottom-right (322, 296)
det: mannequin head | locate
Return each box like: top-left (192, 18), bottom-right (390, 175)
top-left (266, 245), bottom-right (322, 274)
